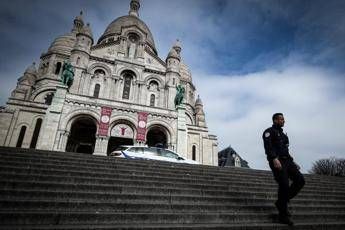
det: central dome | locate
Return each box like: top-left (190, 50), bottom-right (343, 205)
top-left (97, 15), bottom-right (157, 54)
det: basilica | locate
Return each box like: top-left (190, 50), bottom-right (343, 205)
top-left (0, 0), bottom-right (218, 165)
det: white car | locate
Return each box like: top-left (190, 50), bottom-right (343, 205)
top-left (110, 146), bottom-right (199, 165)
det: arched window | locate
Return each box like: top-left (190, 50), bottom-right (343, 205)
top-left (150, 94), bottom-right (155, 107)
top-left (235, 155), bottom-right (241, 167)
top-left (94, 69), bottom-right (105, 76)
top-left (44, 93), bottom-right (54, 105)
top-left (16, 126), bottom-right (27, 147)
top-left (122, 74), bottom-right (132, 99)
top-left (93, 84), bottom-right (100, 98)
top-left (148, 80), bottom-right (159, 91)
top-left (55, 62), bottom-right (62, 75)
top-left (30, 118), bottom-right (42, 149)
top-left (192, 145), bottom-right (196, 160)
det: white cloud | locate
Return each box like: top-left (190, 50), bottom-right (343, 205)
top-left (194, 63), bottom-right (345, 172)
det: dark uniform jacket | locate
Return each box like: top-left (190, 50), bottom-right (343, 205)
top-left (262, 124), bottom-right (291, 161)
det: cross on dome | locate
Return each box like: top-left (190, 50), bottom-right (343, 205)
top-left (129, 0), bottom-right (140, 17)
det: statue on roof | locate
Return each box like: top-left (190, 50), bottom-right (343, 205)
top-left (61, 60), bottom-right (74, 88)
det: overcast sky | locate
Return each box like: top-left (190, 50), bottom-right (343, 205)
top-left (0, 0), bottom-right (344, 172)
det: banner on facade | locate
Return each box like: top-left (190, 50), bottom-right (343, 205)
top-left (98, 107), bottom-right (112, 136)
top-left (136, 112), bottom-right (148, 142)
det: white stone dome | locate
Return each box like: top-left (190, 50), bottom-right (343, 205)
top-left (98, 15), bottom-right (156, 54)
top-left (79, 24), bottom-right (93, 41)
top-left (48, 32), bottom-right (76, 55)
top-left (167, 48), bottom-right (180, 60)
top-left (24, 62), bottom-right (37, 75)
top-left (179, 62), bottom-right (192, 83)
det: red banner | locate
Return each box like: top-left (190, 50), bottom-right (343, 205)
top-left (136, 112), bottom-right (148, 142)
top-left (98, 107), bottom-right (112, 136)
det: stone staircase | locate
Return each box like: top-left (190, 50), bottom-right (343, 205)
top-left (0, 146), bottom-right (345, 229)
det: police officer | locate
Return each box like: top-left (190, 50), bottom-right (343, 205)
top-left (262, 113), bottom-right (305, 225)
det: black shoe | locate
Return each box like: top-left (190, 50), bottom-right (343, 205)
top-left (287, 209), bottom-right (292, 217)
top-left (278, 215), bottom-right (294, 226)
top-left (275, 201), bottom-right (291, 217)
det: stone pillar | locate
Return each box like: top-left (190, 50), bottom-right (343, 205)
top-left (54, 130), bottom-right (70, 151)
top-left (36, 85), bottom-right (67, 150)
top-left (176, 104), bottom-right (188, 158)
top-left (93, 135), bottom-right (109, 156)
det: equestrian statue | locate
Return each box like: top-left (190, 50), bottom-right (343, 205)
top-left (174, 84), bottom-right (185, 107)
top-left (61, 60), bottom-right (74, 88)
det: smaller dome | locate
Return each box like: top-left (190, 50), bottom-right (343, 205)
top-left (75, 11), bottom-right (83, 22)
top-left (167, 48), bottom-right (180, 60)
top-left (48, 32), bottom-right (76, 55)
top-left (73, 11), bottom-right (84, 32)
top-left (179, 62), bottom-right (192, 83)
top-left (195, 95), bottom-right (203, 106)
top-left (173, 39), bottom-right (182, 54)
top-left (78, 23), bottom-right (93, 42)
top-left (24, 62), bottom-right (37, 75)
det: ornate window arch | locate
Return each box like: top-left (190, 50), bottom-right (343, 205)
top-left (94, 69), bottom-right (106, 76)
top-left (121, 70), bottom-right (136, 100)
top-left (148, 80), bottom-right (159, 91)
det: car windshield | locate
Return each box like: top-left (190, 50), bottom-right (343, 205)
top-left (114, 146), bottom-right (129, 151)
top-left (128, 147), bottom-right (144, 153)
top-left (158, 148), bottom-right (180, 159)
top-left (161, 149), bottom-right (180, 159)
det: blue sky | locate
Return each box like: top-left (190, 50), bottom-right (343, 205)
top-left (0, 0), bottom-right (344, 172)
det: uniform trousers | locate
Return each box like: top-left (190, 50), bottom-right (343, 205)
top-left (269, 157), bottom-right (305, 216)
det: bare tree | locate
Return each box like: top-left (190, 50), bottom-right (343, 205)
top-left (310, 157), bottom-right (345, 177)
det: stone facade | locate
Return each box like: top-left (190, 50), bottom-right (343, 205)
top-left (0, 0), bottom-right (218, 165)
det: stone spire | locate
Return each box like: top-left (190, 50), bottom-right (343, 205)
top-left (129, 0), bottom-right (140, 17)
top-left (72, 11), bottom-right (84, 33)
top-left (166, 39), bottom-right (182, 61)
top-left (195, 95), bottom-right (206, 127)
top-left (24, 62), bottom-right (37, 75)
top-left (173, 39), bottom-right (182, 55)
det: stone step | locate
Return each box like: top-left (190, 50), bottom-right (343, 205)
top-left (2, 179), bottom-right (344, 199)
top-left (1, 222), bottom-right (345, 230)
top-left (2, 157), bottom-right (344, 188)
top-left (1, 189), bottom-right (345, 206)
top-left (1, 149), bottom-right (344, 184)
top-left (1, 211), bottom-right (345, 225)
top-left (2, 199), bottom-right (345, 214)
top-left (1, 147), bottom-right (344, 229)
top-left (1, 183), bottom-right (344, 201)
top-left (1, 169), bottom-right (345, 195)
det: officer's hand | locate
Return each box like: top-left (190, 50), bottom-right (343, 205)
top-left (273, 158), bottom-right (282, 170)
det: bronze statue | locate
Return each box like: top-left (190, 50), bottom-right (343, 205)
top-left (61, 60), bottom-right (74, 87)
top-left (174, 84), bottom-right (185, 107)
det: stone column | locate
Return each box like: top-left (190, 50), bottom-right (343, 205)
top-left (78, 72), bottom-right (85, 94)
top-left (53, 130), bottom-right (70, 151)
top-left (93, 135), bottom-right (109, 156)
top-left (176, 104), bottom-right (188, 158)
top-left (36, 85), bottom-right (67, 150)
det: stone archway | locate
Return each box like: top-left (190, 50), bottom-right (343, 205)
top-left (66, 116), bottom-right (97, 154)
top-left (146, 125), bottom-right (168, 148)
top-left (107, 121), bottom-right (135, 155)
